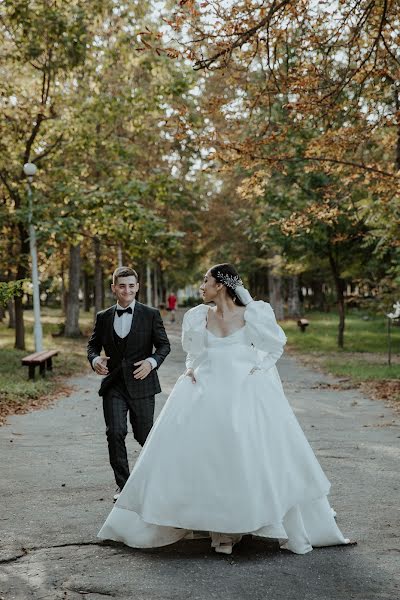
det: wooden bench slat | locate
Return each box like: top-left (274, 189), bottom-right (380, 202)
top-left (22, 350), bottom-right (58, 365)
top-left (22, 351), bottom-right (48, 361)
top-left (21, 349), bottom-right (58, 380)
top-left (22, 350), bottom-right (58, 360)
top-left (28, 350), bottom-right (58, 358)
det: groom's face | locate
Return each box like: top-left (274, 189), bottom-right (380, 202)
top-left (111, 276), bottom-right (139, 307)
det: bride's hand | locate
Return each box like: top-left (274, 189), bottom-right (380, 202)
top-left (185, 368), bottom-right (196, 384)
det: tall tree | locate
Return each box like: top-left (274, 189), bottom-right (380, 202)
top-left (0, 0), bottom-right (108, 347)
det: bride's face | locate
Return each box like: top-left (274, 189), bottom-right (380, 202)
top-left (200, 270), bottom-right (222, 303)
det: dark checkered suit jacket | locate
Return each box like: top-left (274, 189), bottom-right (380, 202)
top-left (87, 302), bottom-right (170, 399)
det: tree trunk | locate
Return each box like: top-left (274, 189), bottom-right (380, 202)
top-left (93, 237), bottom-right (103, 316)
top-left (160, 269), bottom-right (167, 305)
top-left (83, 270), bottom-right (91, 312)
top-left (7, 300), bottom-right (15, 328)
top-left (14, 296), bottom-right (25, 349)
top-left (287, 275), bottom-right (301, 317)
top-left (65, 243), bottom-right (81, 337)
top-left (153, 265), bottom-right (159, 308)
top-left (267, 257), bottom-right (284, 320)
top-left (146, 262), bottom-right (152, 306)
top-left (312, 279), bottom-right (326, 311)
top-left (14, 222), bottom-right (30, 349)
top-left (337, 288), bottom-right (345, 348)
top-left (13, 280), bottom-right (25, 349)
top-left (5, 269), bottom-right (16, 328)
top-left (136, 261), bottom-right (147, 303)
top-left (101, 267), bottom-right (105, 309)
top-left (250, 268), bottom-right (268, 299)
top-left (60, 260), bottom-right (68, 314)
top-left (0, 274), bottom-right (5, 321)
top-left (328, 246), bottom-right (345, 348)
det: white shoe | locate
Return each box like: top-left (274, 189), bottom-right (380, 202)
top-left (113, 488), bottom-right (121, 503)
top-left (215, 542), bottom-right (233, 555)
top-left (212, 533), bottom-right (242, 555)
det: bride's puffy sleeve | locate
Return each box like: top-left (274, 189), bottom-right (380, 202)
top-left (244, 301), bottom-right (287, 371)
top-left (181, 304), bottom-right (209, 370)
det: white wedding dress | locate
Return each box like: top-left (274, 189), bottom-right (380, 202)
top-left (98, 302), bottom-right (350, 554)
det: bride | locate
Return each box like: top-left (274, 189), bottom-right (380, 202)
top-left (98, 263), bottom-right (351, 555)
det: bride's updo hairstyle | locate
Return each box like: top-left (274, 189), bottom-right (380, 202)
top-left (210, 263), bottom-right (245, 307)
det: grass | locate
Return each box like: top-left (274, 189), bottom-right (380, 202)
top-left (282, 310), bottom-right (400, 354)
top-left (281, 310), bottom-right (400, 404)
top-left (1, 306), bottom-right (399, 421)
top-left (0, 307), bottom-right (93, 423)
top-left (323, 360), bottom-right (400, 381)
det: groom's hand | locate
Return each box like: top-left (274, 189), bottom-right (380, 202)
top-left (133, 360), bottom-right (152, 380)
top-left (94, 357), bottom-right (110, 375)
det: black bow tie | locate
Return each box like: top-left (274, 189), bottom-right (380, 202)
top-left (116, 306), bottom-right (133, 317)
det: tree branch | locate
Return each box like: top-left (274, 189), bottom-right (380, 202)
top-left (223, 146), bottom-right (396, 178)
top-left (274, 155), bottom-right (395, 178)
top-left (23, 113), bottom-right (45, 165)
top-left (33, 134), bottom-right (64, 163)
top-left (0, 170), bottom-right (20, 204)
top-left (193, 0), bottom-right (291, 70)
top-left (320, 0), bottom-right (388, 104)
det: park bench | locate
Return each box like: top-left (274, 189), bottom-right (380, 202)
top-left (297, 318), bottom-right (309, 332)
top-left (21, 350), bottom-right (58, 380)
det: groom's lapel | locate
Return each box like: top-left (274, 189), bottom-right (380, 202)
top-left (106, 305), bottom-right (118, 355)
top-left (131, 302), bottom-right (145, 334)
top-left (126, 302), bottom-right (145, 349)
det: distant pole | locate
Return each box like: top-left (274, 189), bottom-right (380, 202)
top-left (24, 162), bottom-right (43, 352)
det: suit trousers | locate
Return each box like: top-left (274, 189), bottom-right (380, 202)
top-left (102, 380), bottom-right (155, 490)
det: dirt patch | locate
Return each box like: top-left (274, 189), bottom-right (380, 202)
top-left (360, 380), bottom-right (400, 412)
top-left (0, 380), bottom-right (74, 426)
top-left (288, 349), bottom-right (400, 413)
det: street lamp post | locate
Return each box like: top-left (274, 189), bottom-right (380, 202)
top-left (23, 162), bottom-right (43, 352)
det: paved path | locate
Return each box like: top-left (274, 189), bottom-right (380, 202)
top-left (1, 320), bottom-right (399, 600)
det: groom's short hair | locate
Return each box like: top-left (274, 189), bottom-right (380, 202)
top-left (112, 267), bottom-right (139, 285)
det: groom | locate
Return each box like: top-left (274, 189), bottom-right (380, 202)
top-left (87, 266), bottom-right (170, 501)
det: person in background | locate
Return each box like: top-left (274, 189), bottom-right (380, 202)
top-left (167, 292), bottom-right (177, 323)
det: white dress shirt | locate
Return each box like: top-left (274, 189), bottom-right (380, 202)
top-left (92, 299), bottom-right (157, 370)
top-left (114, 299), bottom-right (137, 338)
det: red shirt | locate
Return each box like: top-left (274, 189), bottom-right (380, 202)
top-left (167, 295), bottom-right (177, 310)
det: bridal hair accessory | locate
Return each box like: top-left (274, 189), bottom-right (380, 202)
top-left (216, 272), bottom-right (243, 290)
top-left (215, 271), bottom-right (253, 304)
top-left (235, 285), bottom-right (253, 305)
